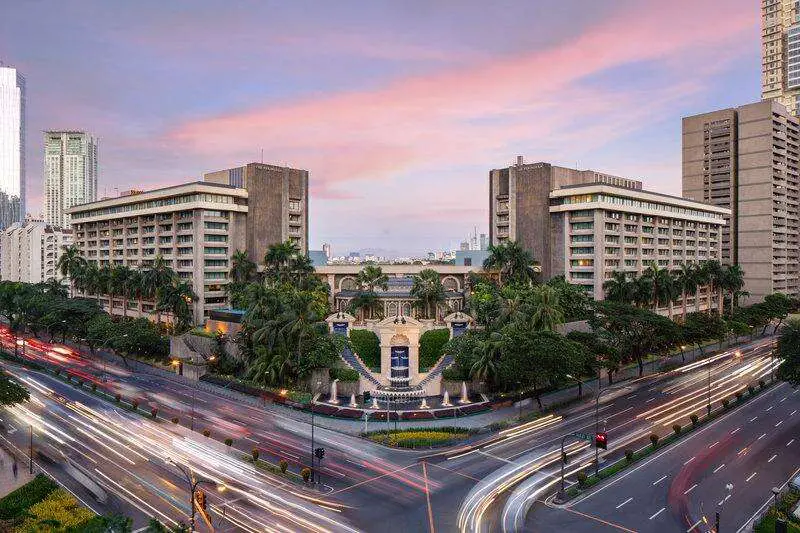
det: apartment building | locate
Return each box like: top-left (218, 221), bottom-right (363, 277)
top-left (68, 182), bottom-right (248, 323)
top-left (203, 162), bottom-right (309, 261)
top-left (682, 99), bottom-right (800, 303)
top-left (0, 66), bottom-right (25, 230)
top-left (762, 0), bottom-right (800, 115)
top-left (44, 131), bottom-right (98, 227)
top-left (489, 157), bottom-right (642, 279)
top-left (549, 183), bottom-right (729, 310)
top-left (0, 220), bottom-right (72, 283)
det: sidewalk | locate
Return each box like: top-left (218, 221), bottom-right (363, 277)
top-left (0, 443), bottom-right (33, 497)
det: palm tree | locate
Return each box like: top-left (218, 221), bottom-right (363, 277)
top-left (632, 275), bottom-right (653, 308)
top-left (40, 277), bottom-right (67, 299)
top-left (156, 280), bottom-right (197, 332)
top-left (530, 285), bottom-right (564, 331)
top-left (410, 269), bottom-right (446, 319)
top-left (495, 293), bottom-right (529, 328)
top-left (645, 265), bottom-right (676, 318)
top-left (674, 263), bottom-right (698, 321)
top-left (56, 245), bottom-right (87, 298)
top-left (483, 241), bottom-right (537, 286)
top-left (116, 266), bottom-right (136, 318)
top-left (470, 332), bottom-right (505, 385)
top-left (142, 255), bottom-right (177, 325)
top-left (81, 262), bottom-right (101, 302)
top-left (722, 264), bottom-right (746, 313)
top-left (702, 260), bottom-right (724, 314)
top-left (264, 240), bottom-right (301, 283)
top-left (231, 250), bottom-right (257, 283)
top-left (356, 265), bottom-right (389, 293)
top-left (603, 271), bottom-right (633, 303)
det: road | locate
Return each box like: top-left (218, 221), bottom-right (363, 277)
top-left (0, 327), bottom-right (791, 533)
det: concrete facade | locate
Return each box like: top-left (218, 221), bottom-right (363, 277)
top-left (67, 182), bottom-right (248, 324)
top-left (682, 100), bottom-right (800, 303)
top-left (204, 162), bottom-right (309, 261)
top-left (44, 131), bottom-right (98, 227)
top-left (0, 220), bottom-right (72, 283)
top-left (549, 183), bottom-right (728, 308)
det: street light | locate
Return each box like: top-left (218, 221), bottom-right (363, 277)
top-left (707, 360), bottom-right (712, 417)
top-left (593, 368), bottom-right (625, 476)
top-left (166, 458), bottom-right (219, 532)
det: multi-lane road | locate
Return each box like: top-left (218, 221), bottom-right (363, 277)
top-left (0, 327), bottom-right (796, 532)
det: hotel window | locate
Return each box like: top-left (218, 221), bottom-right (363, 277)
top-left (624, 224), bottom-right (637, 232)
top-left (624, 259), bottom-right (637, 267)
top-left (570, 222), bottom-right (593, 231)
top-left (570, 210), bottom-right (593, 218)
top-left (177, 235), bottom-right (193, 244)
top-left (204, 221), bottom-right (228, 230)
top-left (571, 235), bottom-right (593, 243)
top-left (289, 199), bottom-right (302, 211)
top-left (177, 222), bottom-right (192, 231)
top-left (205, 259), bottom-right (228, 267)
top-left (605, 223), bottom-right (619, 231)
top-left (605, 235), bottom-right (619, 243)
top-left (571, 247), bottom-right (594, 254)
top-left (605, 247), bottom-right (619, 255)
top-left (204, 247), bottom-right (227, 255)
top-left (570, 259), bottom-right (594, 267)
top-left (205, 234), bottom-right (227, 242)
top-left (571, 272), bottom-right (594, 280)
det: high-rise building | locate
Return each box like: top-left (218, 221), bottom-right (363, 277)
top-left (479, 233), bottom-right (488, 251)
top-left (0, 220), bottom-right (72, 283)
top-left (0, 65), bottom-right (25, 229)
top-left (322, 243), bottom-right (331, 259)
top-left (682, 99), bottom-right (800, 303)
top-left (762, 0), bottom-right (800, 115)
top-left (489, 157), bottom-right (641, 279)
top-left (204, 163), bottom-right (309, 261)
top-left (44, 131), bottom-right (98, 227)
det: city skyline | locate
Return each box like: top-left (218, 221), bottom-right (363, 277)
top-left (1, 0), bottom-right (760, 255)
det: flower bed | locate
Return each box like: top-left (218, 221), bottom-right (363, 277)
top-left (363, 427), bottom-right (474, 448)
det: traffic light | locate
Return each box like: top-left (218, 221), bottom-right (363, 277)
top-left (315, 447), bottom-right (325, 461)
top-left (195, 489), bottom-right (207, 511)
top-left (595, 431), bottom-right (608, 450)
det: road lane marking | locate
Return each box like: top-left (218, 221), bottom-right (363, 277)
top-left (768, 454), bottom-right (777, 463)
top-left (790, 410), bottom-right (797, 416)
top-left (687, 518), bottom-right (703, 531)
top-left (758, 433), bottom-right (766, 440)
top-left (646, 397), bottom-right (656, 403)
top-left (766, 406), bottom-right (774, 412)
top-left (684, 457), bottom-right (695, 465)
top-left (746, 472), bottom-right (757, 482)
top-left (750, 416), bottom-right (758, 422)
top-left (649, 507), bottom-right (666, 520)
top-left (653, 475), bottom-right (668, 485)
top-left (616, 497), bottom-right (633, 509)
top-left (243, 436), bottom-right (258, 443)
top-left (709, 441), bottom-right (719, 448)
top-left (775, 421), bottom-right (783, 427)
top-left (627, 394), bottom-right (638, 399)
top-left (718, 494), bottom-right (731, 506)
top-left (713, 464), bottom-right (725, 473)
top-left (780, 396), bottom-right (787, 403)
top-left (684, 483), bottom-right (697, 495)
top-left (731, 428), bottom-right (741, 435)
top-left (787, 439), bottom-right (795, 446)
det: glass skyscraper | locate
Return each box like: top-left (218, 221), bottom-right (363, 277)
top-left (0, 65), bottom-right (25, 229)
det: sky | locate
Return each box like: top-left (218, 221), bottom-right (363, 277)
top-left (0, 0), bottom-right (761, 257)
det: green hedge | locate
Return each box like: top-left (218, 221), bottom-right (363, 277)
top-left (329, 367), bottom-right (360, 382)
top-left (349, 329), bottom-right (380, 369)
top-left (419, 329), bottom-right (450, 371)
top-left (0, 474), bottom-right (58, 519)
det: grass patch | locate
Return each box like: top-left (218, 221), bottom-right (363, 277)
top-left (242, 455), bottom-right (303, 482)
top-left (363, 427), bottom-right (474, 448)
top-left (0, 474), bottom-right (58, 520)
top-left (754, 489), bottom-right (800, 533)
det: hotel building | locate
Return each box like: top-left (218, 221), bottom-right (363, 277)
top-left (0, 220), bottom-right (72, 284)
top-left (682, 99), bottom-right (800, 302)
top-left (44, 131), bottom-right (98, 227)
top-left (762, 0), bottom-right (800, 115)
top-left (68, 182), bottom-right (248, 324)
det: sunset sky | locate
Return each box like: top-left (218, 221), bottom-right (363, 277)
top-left (1, 0), bottom-right (760, 256)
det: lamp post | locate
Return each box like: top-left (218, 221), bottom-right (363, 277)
top-left (707, 360), bottom-right (712, 417)
top-left (166, 458), bottom-right (221, 532)
top-left (594, 376), bottom-right (626, 476)
top-left (28, 425), bottom-right (33, 474)
top-left (310, 380), bottom-right (320, 485)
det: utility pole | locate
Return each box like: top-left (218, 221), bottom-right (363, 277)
top-left (310, 395), bottom-right (316, 484)
top-left (707, 362), bottom-right (712, 416)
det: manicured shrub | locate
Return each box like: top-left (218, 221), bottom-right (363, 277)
top-left (171, 417), bottom-right (179, 424)
top-left (748, 385), bottom-right (755, 395)
top-left (301, 467), bottom-right (311, 483)
top-left (279, 459), bottom-right (288, 474)
top-left (202, 429), bottom-right (211, 438)
top-left (131, 399), bottom-right (139, 410)
top-left (735, 391), bottom-right (743, 401)
top-left (151, 408), bottom-right (158, 418)
top-left (721, 398), bottom-right (730, 409)
top-left (672, 424), bottom-right (681, 436)
top-left (17, 488), bottom-right (95, 531)
top-left (348, 329), bottom-right (380, 369)
top-left (329, 367), bottom-right (359, 382)
top-left (419, 329), bottom-right (451, 371)
top-left (690, 414), bottom-right (699, 426)
top-left (91, 383), bottom-right (97, 392)
top-left (625, 449), bottom-right (634, 463)
top-left (576, 471), bottom-right (588, 488)
top-left (252, 448), bottom-right (259, 461)
top-left (0, 474), bottom-right (58, 519)
top-left (759, 379), bottom-right (766, 389)
top-left (114, 393), bottom-right (121, 403)
top-left (224, 438), bottom-right (233, 447)
top-left (650, 434), bottom-right (659, 448)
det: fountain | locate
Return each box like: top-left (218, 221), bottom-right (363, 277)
top-left (349, 393), bottom-right (357, 408)
top-left (458, 381), bottom-right (470, 404)
top-left (420, 397), bottom-right (429, 409)
top-left (371, 396), bottom-right (380, 409)
top-left (328, 379), bottom-right (340, 405)
top-left (442, 390), bottom-right (451, 407)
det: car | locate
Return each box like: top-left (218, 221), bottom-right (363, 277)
top-left (790, 472), bottom-right (800, 491)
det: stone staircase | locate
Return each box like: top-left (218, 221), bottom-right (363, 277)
top-left (340, 345), bottom-right (382, 388)
top-left (417, 354), bottom-right (453, 388)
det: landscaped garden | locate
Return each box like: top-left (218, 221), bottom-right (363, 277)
top-left (363, 427), bottom-right (475, 448)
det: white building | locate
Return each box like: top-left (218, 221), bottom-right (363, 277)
top-left (44, 131), bottom-right (98, 227)
top-left (0, 220), bottom-right (73, 284)
top-left (0, 65), bottom-right (25, 229)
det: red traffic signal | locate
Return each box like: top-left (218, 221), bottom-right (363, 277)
top-left (595, 432), bottom-right (608, 450)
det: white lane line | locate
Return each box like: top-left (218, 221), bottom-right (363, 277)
top-left (750, 416), bottom-right (758, 422)
top-left (646, 397), bottom-right (656, 403)
top-left (709, 441), bottom-right (719, 448)
top-left (768, 454), bottom-right (777, 463)
top-left (649, 507), bottom-right (666, 520)
top-left (718, 494), bottom-right (732, 506)
top-left (684, 483), bottom-right (698, 495)
top-left (746, 472), bottom-right (757, 482)
top-left (687, 518), bottom-right (703, 531)
top-left (684, 457), bottom-right (695, 465)
top-left (653, 475), bottom-right (668, 485)
top-left (616, 497), bottom-right (633, 509)
top-left (627, 394), bottom-right (638, 399)
top-left (775, 421), bottom-right (783, 427)
top-left (758, 433), bottom-right (767, 440)
top-left (787, 439), bottom-right (795, 447)
top-left (731, 427), bottom-right (741, 435)
top-left (780, 396), bottom-right (787, 403)
top-left (790, 410), bottom-right (797, 416)
top-left (766, 406), bottom-right (774, 412)
top-left (244, 436), bottom-right (259, 443)
top-left (713, 464), bottom-right (726, 473)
